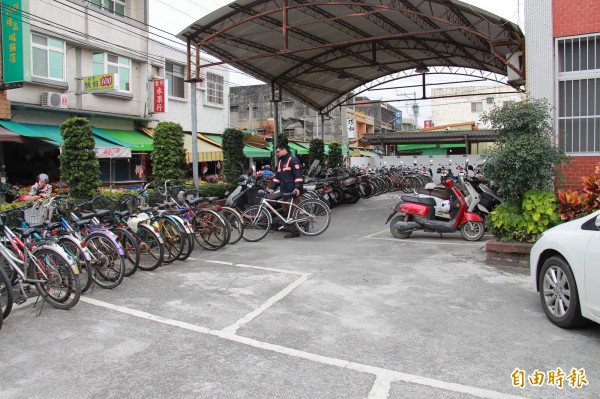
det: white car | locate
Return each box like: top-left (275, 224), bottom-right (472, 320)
top-left (530, 210), bottom-right (600, 328)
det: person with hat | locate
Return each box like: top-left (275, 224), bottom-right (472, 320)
top-left (29, 173), bottom-right (53, 200)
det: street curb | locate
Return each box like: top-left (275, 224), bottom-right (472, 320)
top-left (485, 237), bottom-right (532, 268)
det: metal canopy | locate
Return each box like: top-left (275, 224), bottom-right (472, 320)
top-left (364, 129), bottom-right (497, 144)
top-left (178, 0), bottom-right (524, 114)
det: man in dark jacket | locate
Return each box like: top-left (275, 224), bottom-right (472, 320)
top-left (268, 143), bottom-right (304, 238)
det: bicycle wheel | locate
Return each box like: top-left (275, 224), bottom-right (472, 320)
top-left (193, 209), bottom-right (230, 250)
top-left (58, 237), bottom-right (93, 294)
top-left (294, 199), bottom-right (331, 236)
top-left (221, 207), bottom-right (244, 245)
top-left (153, 217), bottom-right (184, 264)
top-left (113, 227), bottom-right (140, 277)
top-left (135, 224), bottom-right (164, 271)
top-left (241, 206), bottom-right (271, 242)
top-left (85, 232), bottom-right (125, 289)
top-left (30, 247), bottom-right (81, 310)
top-left (171, 217), bottom-right (194, 261)
top-left (0, 260), bottom-right (13, 320)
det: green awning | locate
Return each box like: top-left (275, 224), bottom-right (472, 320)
top-left (205, 133), bottom-right (271, 158)
top-left (288, 142), bottom-right (309, 155)
top-left (439, 144), bottom-right (466, 148)
top-left (397, 144), bottom-right (438, 151)
top-left (0, 121), bottom-right (128, 150)
top-left (0, 121), bottom-right (62, 144)
top-left (93, 128), bottom-right (153, 151)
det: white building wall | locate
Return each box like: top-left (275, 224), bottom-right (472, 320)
top-left (148, 41), bottom-right (230, 134)
top-left (7, 0), bottom-right (150, 126)
top-left (524, 1), bottom-right (554, 105)
top-left (431, 86), bottom-right (525, 128)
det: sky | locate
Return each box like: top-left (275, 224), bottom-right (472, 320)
top-left (148, 0), bottom-right (525, 124)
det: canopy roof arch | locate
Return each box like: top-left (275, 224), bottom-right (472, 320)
top-left (178, 0), bottom-right (524, 115)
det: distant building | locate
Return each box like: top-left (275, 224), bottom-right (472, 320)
top-left (431, 86), bottom-right (525, 128)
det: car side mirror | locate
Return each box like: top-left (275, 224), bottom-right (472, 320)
top-left (595, 216), bottom-right (600, 230)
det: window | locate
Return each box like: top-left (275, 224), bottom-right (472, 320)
top-left (282, 101), bottom-right (294, 110)
top-left (471, 102), bottom-right (483, 112)
top-left (93, 52), bottom-right (131, 92)
top-left (557, 34), bottom-right (600, 153)
top-left (31, 34), bottom-right (65, 80)
top-left (207, 72), bottom-right (224, 105)
top-left (90, 0), bottom-right (125, 16)
top-left (166, 62), bottom-right (185, 98)
top-left (486, 97), bottom-right (494, 104)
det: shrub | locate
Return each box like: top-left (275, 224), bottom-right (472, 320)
top-left (481, 99), bottom-right (566, 203)
top-left (487, 190), bottom-right (560, 243)
top-left (309, 138), bottom-right (325, 167)
top-left (222, 128), bottom-right (246, 188)
top-left (557, 161), bottom-right (600, 221)
top-left (59, 117), bottom-right (101, 198)
top-left (328, 142), bottom-right (343, 168)
top-left (150, 121), bottom-right (186, 188)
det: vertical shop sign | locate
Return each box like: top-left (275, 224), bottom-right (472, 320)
top-left (153, 79), bottom-right (168, 113)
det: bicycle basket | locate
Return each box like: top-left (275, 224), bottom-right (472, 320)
top-left (24, 203), bottom-right (55, 224)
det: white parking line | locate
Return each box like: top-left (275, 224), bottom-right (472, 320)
top-left (79, 296), bottom-right (528, 399)
top-left (363, 229), bottom-right (490, 246)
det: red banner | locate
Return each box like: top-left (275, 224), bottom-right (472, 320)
top-left (424, 120), bottom-right (433, 128)
top-left (153, 79), bottom-right (167, 113)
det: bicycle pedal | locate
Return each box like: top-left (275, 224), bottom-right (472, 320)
top-left (277, 225), bottom-right (286, 230)
top-left (14, 296), bottom-right (27, 305)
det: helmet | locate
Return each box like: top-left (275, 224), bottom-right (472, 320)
top-left (440, 200), bottom-right (451, 213)
top-left (37, 173), bottom-right (49, 183)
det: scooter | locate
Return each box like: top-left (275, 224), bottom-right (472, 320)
top-left (385, 179), bottom-right (485, 241)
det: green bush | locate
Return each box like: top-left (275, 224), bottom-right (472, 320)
top-left (481, 99), bottom-right (566, 203)
top-left (222, 128), bottom-right (246, 188)
top-left (487, 190), bottom-right (560, 243)
top-left (151, 121), bottom-right (186, 188)
top-left (59, 117), bottom-right (101, 197)
top-left (309, 138), bottom-right (325, 167)
top-left (328, 142), bottom-right (343, 167)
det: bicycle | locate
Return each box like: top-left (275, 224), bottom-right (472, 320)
top-left (0, 207), bottom-right (81, 318)
top-left (241, 191), bottom-right (331, 242)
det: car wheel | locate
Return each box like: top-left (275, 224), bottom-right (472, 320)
top-left (539, 256), bottom-right (589, 329)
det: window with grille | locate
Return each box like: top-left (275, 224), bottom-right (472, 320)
top-left (207, 73), bottom-right (224, 105)
top-left (166, 62), bottom-right (185, 98)
top-left (557, 34), bottom-right (600, 153)
top-left (471, 102), bottom-right (483, 112)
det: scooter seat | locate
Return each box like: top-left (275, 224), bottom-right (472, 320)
top-left (415, 188), bottom-right (450, 200)
top-left (400, 195), bottom-right (437, 207)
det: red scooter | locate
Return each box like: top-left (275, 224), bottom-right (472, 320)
top-left (385, 179), bottom-right (485, 241)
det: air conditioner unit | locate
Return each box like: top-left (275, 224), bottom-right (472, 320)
top-left (41, 92), bottom-right (68, 109)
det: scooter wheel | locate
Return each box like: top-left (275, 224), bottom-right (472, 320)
top-left (460, 221), bottom-right (485, 241)
top-left (389, 215), bottom-right (412, 239)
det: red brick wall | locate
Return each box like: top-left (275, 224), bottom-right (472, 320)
top-left (553, 0), bottom-right (600, 37)
top-left (557, 156), bottom-right (600, 191)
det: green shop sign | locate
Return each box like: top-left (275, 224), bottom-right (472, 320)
top-left (2, 0), bottom-right (31, 83)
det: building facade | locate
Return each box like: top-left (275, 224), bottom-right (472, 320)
top-left (0, 0), bottom-right (229, 184)
top-left (431, 86), bottom-right (525, 128)
top-left (526, 0), bottom-right (600, 189)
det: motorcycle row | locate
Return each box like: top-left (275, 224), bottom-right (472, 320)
top-left (0, 182), bottom-right (243, 329)
top-left (385, 161), bottom-right (502, 241)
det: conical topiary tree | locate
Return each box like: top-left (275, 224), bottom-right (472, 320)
top-left (309, 138), bottom-right (325, 168)
top-left (59, 117), bottom-right (101, 197)
top-left (150, 121), bottom-right (185, 188)
top-left (328, 141), bottom-right (343, 168)
top-left (222, 128), bottom-right (247, 187)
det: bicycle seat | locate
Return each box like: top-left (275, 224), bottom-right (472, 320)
top-left (74, 218), bottom-right (91, 227)
top-left (188, 197), bottom-right (205, 205)
top-left (138, 206), bottom-right (153, 213)
top-left (14, 227), bottom-right (41, 238)
top-left (115, 210), bottom-right (130, 218)
top-left (94, 209), bottom-right (112, 218)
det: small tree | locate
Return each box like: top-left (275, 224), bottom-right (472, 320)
top-left (59, 117), bottom-right (101, 197)
top-left (150, 121), bottom-right (185, 188)
top-left (222, 128), bottom-right (247, 186)
top-left (328, 141), bottom-right (343, 168)
top-left (309, 138), bottom-right (325, 168)
top-left (481, 99), bottom-right (566, 204)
